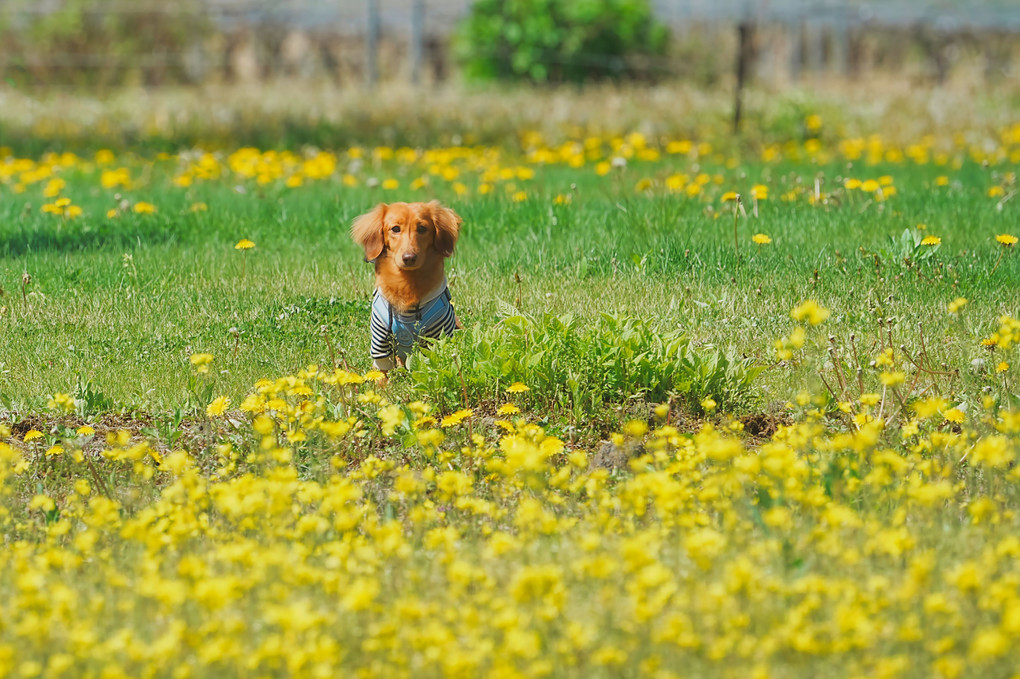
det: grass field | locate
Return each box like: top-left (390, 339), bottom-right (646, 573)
top-left (1, 84), bottom-right (1020, 678)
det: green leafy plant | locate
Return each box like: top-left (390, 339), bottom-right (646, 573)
top-left (878, 227), bottom-right (942, 265)
top-left (74, 377), bottom-right (115, 418)
top-left (455, 0), bottom-right (669, 84)
top-left (408, 313), bottom-right (763, 418)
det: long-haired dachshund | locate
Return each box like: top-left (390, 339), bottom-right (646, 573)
top-left (350, 201), bottom-right (462, 374)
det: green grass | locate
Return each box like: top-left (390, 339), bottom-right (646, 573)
top-left (0, 133), bottom-right (1018, 435)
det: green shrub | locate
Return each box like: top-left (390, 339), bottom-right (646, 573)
top-left (408, 313), bottom-right (764, 419)
top-left (455, 0), bottom-right (669, 84)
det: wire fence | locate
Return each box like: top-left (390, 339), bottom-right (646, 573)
top-left (0, 0), bottom-right (1017, 87)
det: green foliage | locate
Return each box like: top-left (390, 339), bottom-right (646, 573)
top-left (408, 313), bottom-right (763, 418)
top-left (878, 227), bottom-right (942, 265)
top-left (0, 0), bottom-right (211, 88)
top-left (73, 378), bottom-right (116, 418)
top-left (455, 0), bottom-right (669, 84)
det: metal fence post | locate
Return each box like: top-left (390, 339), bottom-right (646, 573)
top-left (411, 0), bottom-right (425, 85)
top-left (734, 19), bottom-right (754, 133)
top-left (366, 0), bottom-right (380, 88)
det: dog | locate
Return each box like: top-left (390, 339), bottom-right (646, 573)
top-left (350, 201), bottom-right (462, 375)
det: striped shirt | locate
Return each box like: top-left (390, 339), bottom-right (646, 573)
top-left (370, 281), bottom-right (457, 370)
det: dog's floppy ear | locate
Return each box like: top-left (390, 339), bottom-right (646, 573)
top-left (351, 203), bottom-right (387, 261)
top-left (428, 200), bottom-right (461, 258)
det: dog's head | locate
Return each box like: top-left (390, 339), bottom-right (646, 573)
top-left (350, 201), bottom-right (461, 271)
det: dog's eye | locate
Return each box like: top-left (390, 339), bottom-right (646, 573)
top-left (416, 224), bottom-right (427, 234)
top-left (390, 226), bottom-right (400, 233)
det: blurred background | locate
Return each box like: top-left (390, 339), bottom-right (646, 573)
top-left (0, 0), bottom-right (1018, 151)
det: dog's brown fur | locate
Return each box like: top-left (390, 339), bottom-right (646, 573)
top-left (350, 201), bottom-right (461, 313)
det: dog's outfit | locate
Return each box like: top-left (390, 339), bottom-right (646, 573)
top-left (370, 279), bottom-right (457, 371)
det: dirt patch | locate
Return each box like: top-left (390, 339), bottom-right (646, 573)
top-left (739, 411), bottom-right (787, 440)
top-left (590, 440), bottom-right (646, 471)
top-left (1, 410), bottom-right (226, 460)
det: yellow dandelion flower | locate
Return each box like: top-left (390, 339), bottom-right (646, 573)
top-left (24, 429), bottom-right (44, 442)
top-left (190, 353), bottom-right (214, 374)
top-left (440, 409), bottom-right (473, 428)
top-left (751, 233), bottom-right (771, 245)
top-left (913, 397), bottom-right (948, 418)
top-left (382, 178), bottom-right (400, 190)
top-left (235, 239), bottom-right (255, 250)
top-left (995, 234), bottom-right (1018, 247)
top-left (206, 396), bottom-right (231, 417)
top-left (948, 297), bottom-right (967, 314)
top-left (997, 362), bottom-right (1009, 373)
top-left (252, 415), bottom-right (275, 435)
top-left (133, 202), bottom-right (156, 214)
top-left (47, 392), bottom-right (76, 413)
top-left (320, 420), bottom-right (353, 438)
top-left (29, 495), bottom-right (56, 513)
top-left (790, 299), bottom-right (830, 325)
top-left (622, 420), bottom-right (648, 437)
top-left (874, 348), bottom-right (895, 367)
top-left (921, 236), bottom-right (941, 246)
top-left (497, 403), bottom-right (520, 416)
top-left (43, 178), bottom-right (66, 197)
top-left (667, 140), bottom-right (692, 154)
top-left (879, 371), bottom-right (906, 386)
top-left (944, 408), bottom-right (965, 424)
top-left (413, 416), bottom-right (437, 429)
top-left (506, 382), bottom-right (530, 393)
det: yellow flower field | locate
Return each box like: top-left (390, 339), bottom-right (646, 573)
top-left (2, 93), bottom-right (1020, 677)
top-left (2, 336), bottom-right (1020, 678)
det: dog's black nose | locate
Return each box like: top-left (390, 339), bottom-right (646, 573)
top-left (402, 253), bottom-right (417, 265)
